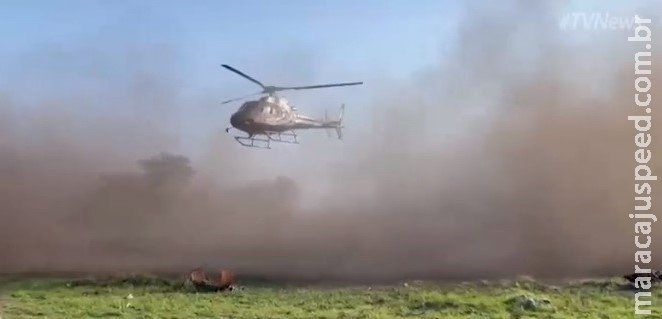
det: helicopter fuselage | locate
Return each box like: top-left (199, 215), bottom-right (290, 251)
top-left (229, 96), bottom-right (339, 136)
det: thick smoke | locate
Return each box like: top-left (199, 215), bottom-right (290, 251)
top-left (1, 1), bottom-right (660, 281)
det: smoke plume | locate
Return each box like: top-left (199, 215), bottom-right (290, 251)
top-left (0, 1), bottom-right (660, 281)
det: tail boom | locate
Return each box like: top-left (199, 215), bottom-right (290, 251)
top-left (292, 103), bottom-right (345, 139)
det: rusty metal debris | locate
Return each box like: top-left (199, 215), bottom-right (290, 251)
top-left (185, 267), bottom-right (235, 292)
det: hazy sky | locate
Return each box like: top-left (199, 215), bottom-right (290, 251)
top-left (0, 0), bottom-right (652, 162)
top-left (0, 1), bottom-right (463, 159)
top-left (0, 1), bottom-right (458, 75)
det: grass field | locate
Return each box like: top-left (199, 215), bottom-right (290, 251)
top-left (0, 275), bottom-right (658, 318)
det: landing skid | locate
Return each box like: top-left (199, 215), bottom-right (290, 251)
top-left (226, 128), bottom-right (299, 149)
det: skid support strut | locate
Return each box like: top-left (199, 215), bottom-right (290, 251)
top-left (226, 128), bottom-right (299, 149)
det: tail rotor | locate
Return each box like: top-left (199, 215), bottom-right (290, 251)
top-left (323, 104), bottom-right (344, 140)
top-left (335, 104), bottom-right (344, 140)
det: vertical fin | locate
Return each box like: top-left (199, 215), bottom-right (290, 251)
top-left (335, 104), bottom-right (344, 140)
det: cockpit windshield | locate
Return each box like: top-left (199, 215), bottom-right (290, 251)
top-left (238, 101), bottom-right (258, 112)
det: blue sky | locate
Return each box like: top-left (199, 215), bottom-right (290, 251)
top-left (0, 0), bottom-right (651, 165)
top-left (0, 0), bottom-right (459, 87)
top-left (0, 0), bottom-right (462, 158)
top-left (0, 0), bottom-right (642, 101)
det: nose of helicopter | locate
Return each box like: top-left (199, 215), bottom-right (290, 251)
top-left (230, 112), bottom-right (253, 132)
top-left (230, 112), bottom-right (241, 128)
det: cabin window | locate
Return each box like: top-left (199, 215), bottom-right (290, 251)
top-left (239, 101), bottom-right (257, 112)
top-left (263, 105), bottom-right (277, 114)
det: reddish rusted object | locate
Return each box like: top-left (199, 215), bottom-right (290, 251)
top-left (187, 267), bottom-right (235, 292)
top-left (218, 269), bottom-right (235, 290)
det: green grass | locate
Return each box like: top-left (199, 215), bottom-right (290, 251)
top-left (0, 275), bottom-right (659, 318)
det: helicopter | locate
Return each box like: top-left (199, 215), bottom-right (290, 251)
top-left (219, 64), bottom-right (363, 149)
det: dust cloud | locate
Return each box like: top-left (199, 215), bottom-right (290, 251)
top-left (1, 1), bottom-right (660, 281)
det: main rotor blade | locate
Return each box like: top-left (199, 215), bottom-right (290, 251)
top-left (277, 82), bottom-right (363, 91)
top-left (221, 64), bottom-right (266, 89)
top-left (220, 92), bottom-right (262, 104)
